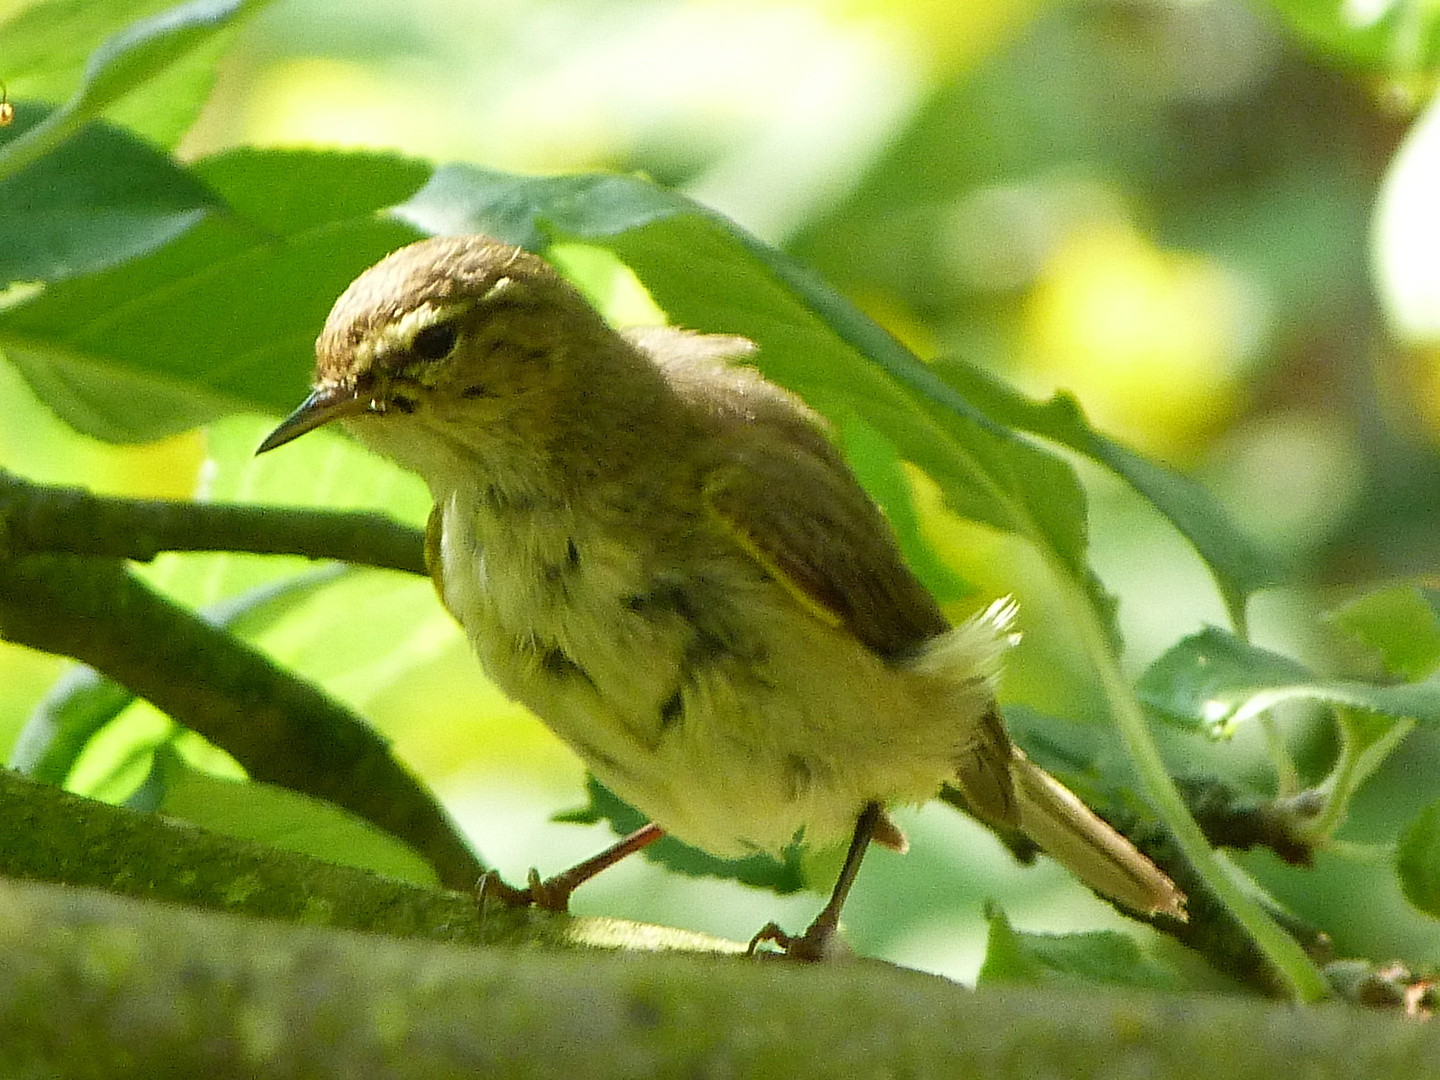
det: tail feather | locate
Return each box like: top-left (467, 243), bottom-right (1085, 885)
top-left (1010, 753), bottom-right (1187, 920)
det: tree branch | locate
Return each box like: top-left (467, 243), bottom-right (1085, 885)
top-left (1, 767), bottom-right (732, 955)
top-left (3, 868), bottom-right (1435, 1079)
top-left (0, 469), bottom-right (426, 574)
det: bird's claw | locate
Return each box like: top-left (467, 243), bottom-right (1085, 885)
top-left (746, 920), bottom-right (850, 963)
top-left (475, 868), bottom-right (574, 913)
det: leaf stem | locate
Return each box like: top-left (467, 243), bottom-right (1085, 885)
top-left (1305, 714), bottom-right (1415, 843)
top-left (1054, 567), bottom-right (1331, 1002)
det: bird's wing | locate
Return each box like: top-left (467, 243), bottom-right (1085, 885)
top-left (701, 436), bottom-right (950, 660)
top-left (703, 435), bottom-right (1020, 826)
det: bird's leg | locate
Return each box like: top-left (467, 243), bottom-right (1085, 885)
top-left (477, 822), bottom-right (665, 912)
top-left (749, 801), bottom-right (882, 962)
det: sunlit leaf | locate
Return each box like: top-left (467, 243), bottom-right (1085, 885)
top-left (1138, 627), bottom-right (1440, 738)
top-left (0, 149), bottom-right (428, 441)
top-left (0, 0), bottom-right (272, 175)
top-left (0, 0), bottom-right (244, 146)
top-left (1330, 583), bottom-right (1440, 681)
top-left (1263, 0), bottom-right (1440, 78)
top-left (154, 746), bottom-right (438, 886)
top-left (7, 565), bottom-right (352, 788)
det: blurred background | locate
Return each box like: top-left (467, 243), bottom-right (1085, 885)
top-left (3, 0), bottom-right (1440, 981)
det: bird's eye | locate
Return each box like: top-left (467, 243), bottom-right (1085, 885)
top-left (411, 321), bottom-right (459, 361)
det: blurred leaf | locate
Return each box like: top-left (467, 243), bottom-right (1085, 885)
top-left (977, 903), bottom-right (1186, 990)
top-left (0, 0), bottom-right (246, 146)
top-left (0, 0), bottom-right (271, 176)
top-left (5, 667), bottom-right (135, 785)
top-left (556, 776), bottom-right (806, 894)
top-left (0, 149), bottom-right (428, 442)
top-left (1263, 0), bottom-right (1440, 77)
top-left (1397, 798), bottom-right (1440, 918)
top-left (0, 113), bottom-right (221, 284)
top-left (152, 745), bottom-right (439, 886)
top-left (1138, 627), bottom-right (1440, 738)
top-left (7, 564), bottom-right (352, 788)
top-left (1330, 583), bottom-right (1440, 681)
top-left (399, 166), bottom-right (1098, 595)
top-left (931, 357), bottom-right (1281, 630)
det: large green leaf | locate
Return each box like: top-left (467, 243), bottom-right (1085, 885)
top-left (0, 113), bottom-right (222, 284)
top-left (929, 358), bottom-right (1281, 630)
top-left (398, 166), bottom-right (1095, 585)
top-left (0, 149), bottom-right (429, 441)
top-left (1137, 627), bottom-right (1440, 738)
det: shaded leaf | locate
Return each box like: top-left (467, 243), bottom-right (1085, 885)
top-left (1397, 798), bottom-right (1440, 919)
top-left (930, 357), bottom-right (1281, 630)
top-left (556, 776), bottom-right (806, 894)
top-left (1138, 627), bottom-right (1440, 738)
top-left (0, 113), bottom-right (221, 284)
top-left (977, 903), bottom-right (1186, 991)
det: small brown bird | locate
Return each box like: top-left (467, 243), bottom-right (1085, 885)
top-left (259, 234), bottom-right (1184, 957)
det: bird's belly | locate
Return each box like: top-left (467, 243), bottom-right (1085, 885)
top-left (436, 491), bottom-right (979, 858)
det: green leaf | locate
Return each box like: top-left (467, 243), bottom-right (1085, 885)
top-left (977, 903), bottom-right (1186, 991)
top-left (398, 166), bottom-right (1097, 592)
top-left (0, 0), bottom-right (271, 176)
top-left (1330, 583), bottom-right (1440, 681)
top-left (556, 776), bottom-right (807, 894)
top-left (152, 746), bottom-right (439, 886)
top-left (0, 113), bottom-right (222, 284)
top-left (1137, 627), bottom-right (1440, 738)
top-left (1263, 0), bottom-right (1440, 78)
top-left (8, 565), bottom-right (353, 787)
top-left (1397, 798), bottom-right (1440, 918)
top-left (929, 357), bottom-right (1281, 631)
top-left (833, 412), bottom-right (970, 603)
top-left (0, 149), bottom-right (429, 442)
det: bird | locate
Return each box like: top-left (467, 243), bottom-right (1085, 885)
top-left (257, 233), bottom-right (1185, 959)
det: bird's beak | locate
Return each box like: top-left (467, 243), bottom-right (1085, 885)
top-left (256, 384), bottom-right (375, 454)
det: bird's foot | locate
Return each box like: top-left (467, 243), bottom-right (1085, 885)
top-left (475, 868), bottom-right (574, 913)
top-left (746, 919), bottom-right (851, 963)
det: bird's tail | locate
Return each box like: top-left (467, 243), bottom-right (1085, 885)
top-left (1009, 752), bottom-right (1187, 920)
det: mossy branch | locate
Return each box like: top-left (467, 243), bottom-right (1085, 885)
top-left (3, 866), bottom-right (1438, 1080)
